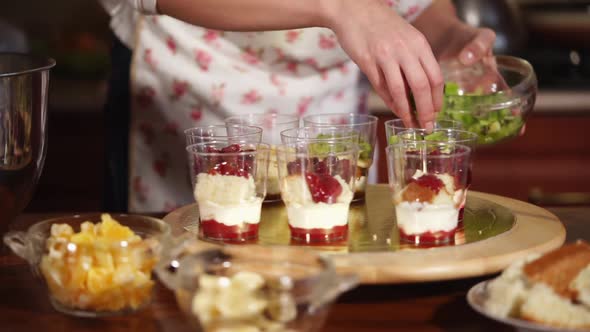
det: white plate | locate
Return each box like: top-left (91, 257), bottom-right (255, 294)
top-left (467, 281), bottom-right (588, 332)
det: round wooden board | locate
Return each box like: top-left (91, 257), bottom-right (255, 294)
top-left (164, 186), bottom-right (566, 284)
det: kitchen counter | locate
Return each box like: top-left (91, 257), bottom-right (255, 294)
top-left (1, 206), bottom-right (588, 332)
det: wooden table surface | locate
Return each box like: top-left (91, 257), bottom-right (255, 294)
top-left (1, 207), bottom-right (588, 332)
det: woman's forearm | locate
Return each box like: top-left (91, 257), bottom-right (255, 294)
top-left (412, 0), bottom-right (461, 58)
top-left (156, 0), bottom-right (340, 31)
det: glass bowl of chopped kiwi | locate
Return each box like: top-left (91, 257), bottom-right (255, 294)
top-left (438, 55), bottom-right (537, 145)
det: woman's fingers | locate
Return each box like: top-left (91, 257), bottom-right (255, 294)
top-left (459, 28), bottom-right (496, 66)
top-left (399, 54), bottom-right (435, 130)
top-left (418, 45), bottom-right (444, 114)
top-left (380, 60), bottom-right (413, 127)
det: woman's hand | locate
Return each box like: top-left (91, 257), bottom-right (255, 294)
top-left (438, 24), bottom-right (496, 66)
top-left (324, 0), bottom-right (443, 130)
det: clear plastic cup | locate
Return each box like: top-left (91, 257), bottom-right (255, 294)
top-left (396, 128), bottom-right (478, 223)
top-left (302, 113), bottom-right (377, 201)
top-left (276, 141), bottom-right (358, 243)
top-left (225, 114), bottom-right (300, 203)
top-left (384, 119), bottom-right (463, 145)
top-left (225, 114), bottom-right (300, 145)
top-left (184, 124), bottom-right (263, 146)
top-left (386, 141), bottom-right (471, 245)
top-left (186, 142), bottom-right (270, 242)
top-left (280, 126), bottom-right (360, 145)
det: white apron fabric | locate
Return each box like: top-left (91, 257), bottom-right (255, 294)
top-left (125, 0), bottom-right (432, 213)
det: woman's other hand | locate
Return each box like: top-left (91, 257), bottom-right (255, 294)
top-left (324, 0), bottom-right (443, 130)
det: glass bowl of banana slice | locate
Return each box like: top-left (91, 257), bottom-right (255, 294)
top-left (155, 240), bottom-right (358, 332)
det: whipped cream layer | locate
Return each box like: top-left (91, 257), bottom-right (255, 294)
top-left (395, 201), bottom-right (459, 235)
top-left (194, 173), bottom-right (262, 226)
top-left (281, 175), bottom-right (353, 229)
top-left (394, 171), bottom-right (465, 235)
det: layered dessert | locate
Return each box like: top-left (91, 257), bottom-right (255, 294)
top-left (394, 171), bottom-right (464, 244)
top-left (484, 241), bottom-right (590, 330)
top-left (194, 144), bottom-right (263, 241)
top-left (281, 158), bottom-right (354, 242)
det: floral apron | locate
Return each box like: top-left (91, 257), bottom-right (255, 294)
top-left (127, 0), bottom-right (431, 213)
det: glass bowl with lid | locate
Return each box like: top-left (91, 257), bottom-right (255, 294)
top-left (437, 55), bottom-right (538, 145)
top-left (155, 239), bottom-right (359, 331)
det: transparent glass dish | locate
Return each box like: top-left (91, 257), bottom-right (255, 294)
top-left (438, 55), bottom-right (538, 145)
top-left (156, 240), bottom-right (358, 331)
top-left (3, 213), bottom-right (171, 317)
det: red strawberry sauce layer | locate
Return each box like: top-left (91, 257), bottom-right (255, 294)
top-left (305, 172), bottom-right (342, 203)
top-left (200, 219), bottom-right (259, 241)
top-left (289, 224), bottom-right (348, 243)
top-left (399, 227), bottom-right (456, 245)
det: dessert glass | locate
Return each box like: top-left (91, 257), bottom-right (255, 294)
top-left (302, 113), bottom-right (377, 201)
top-left (225, 114), bottom-right (300, 203)
top-left (155, 243), bottom-right (358, 332)
top-left (184, 124), bottom-right (263, 146)
top-left (396, 128), bottom-right (478, 222)
top-left (386, 141), bottom-right (472, 245)
top-left (187, 142), bottom-right (270, 242)
top-left (280, 126), bottom-right (359, 145)
top-left (384, 119), bottom-right (463, 145)
top-left (276, 141), bottom-right (358, 243)
top-left (3, 213), bottom-right (170, 317)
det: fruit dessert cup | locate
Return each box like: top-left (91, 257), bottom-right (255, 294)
top-left (302, 113), bottom-right (377, 201)
top-left (277, 142), bottom-right (357, 243)
top-left (387, 142), bottom-right (471, 245)
top-left (187, 142), bottom-right (270, 241)
top-left (225, 114), bottom-right (300, 203)
top-left (396, 128), bottom-right (478, 223)
top-left (281, 126), bottom-right (363, 203)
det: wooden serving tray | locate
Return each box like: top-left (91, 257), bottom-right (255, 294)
top-left (163, 185), bottom-right (566, 284)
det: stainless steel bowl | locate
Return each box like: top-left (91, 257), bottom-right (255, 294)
top-left (0, 53), bottom-right (55, 233)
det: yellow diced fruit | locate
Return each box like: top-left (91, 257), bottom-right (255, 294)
top-left (87, 267), bottom-right (113, 295)
top-left (70, 232), bottom-right (94, 245)
top-left (67, 259), bottom-right (89, 290)
top-left (112, 264), bottom-right (135, 286)
top-left (95, 251), bottom-right (115, 271)
top-left (98, 215), bottom-right (135, 241)
top-left (50, 224), bottom-right (74, 238)
top-left (80, 221), bottom-right (95, 234)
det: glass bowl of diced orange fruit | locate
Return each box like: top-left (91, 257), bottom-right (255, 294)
top-left (3, 213), bottom-right (171, 317)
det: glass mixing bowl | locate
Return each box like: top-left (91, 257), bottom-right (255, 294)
top-left (156, 240), bottom-right (359, 332)
top-left (3, 213), bottom-right (171, 317)
top-left (438, 55), bottom-right (538, 145)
